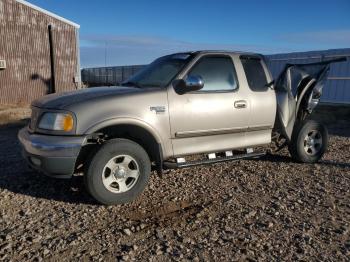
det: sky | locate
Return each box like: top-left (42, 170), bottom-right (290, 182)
top-left (27, 0), bottom-right (350, 68)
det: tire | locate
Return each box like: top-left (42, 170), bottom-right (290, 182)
top-left (84, 138), bottom-right (151, 205)
top-left (288, 120), bottom-right (328, 163)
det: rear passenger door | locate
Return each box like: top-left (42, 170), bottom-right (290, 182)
top-left (167, 54), bottom-right (251, 156)
top-left (239, 55), bottom-right (276, 140)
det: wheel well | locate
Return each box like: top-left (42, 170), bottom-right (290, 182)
top-left (75, 125), bottom-right (162, 174)
top-left (296, 77), bottom-right (316, 120)
top-left (100, 124), bottom-right (160, 160)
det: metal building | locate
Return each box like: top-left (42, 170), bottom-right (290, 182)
top-left (0, 0), bottom-right (81, 105)
top-left (267, 48), bottom-right (350, 104)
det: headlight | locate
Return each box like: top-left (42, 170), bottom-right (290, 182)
top-left (38, 112), bottom-right (74, 132)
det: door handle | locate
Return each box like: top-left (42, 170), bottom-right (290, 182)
top-left (234, 100), bottom-right (247, 109)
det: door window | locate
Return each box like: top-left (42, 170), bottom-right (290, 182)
top-left (188, 56), bottom-right (238, 91)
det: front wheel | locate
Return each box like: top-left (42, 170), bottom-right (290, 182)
top-left (85, 138), bottom-right (151, 205)
top-left (288, 120), bottom-right (328, 163)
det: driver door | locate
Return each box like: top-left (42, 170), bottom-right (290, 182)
top-left (167, 54), bottom-right (251, 156)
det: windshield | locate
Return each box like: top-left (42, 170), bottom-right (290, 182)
top-left (122, 53), bottom-right (194, 88)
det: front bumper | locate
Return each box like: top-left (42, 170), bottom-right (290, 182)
top-left (18, 127), bottom-right (87, 178)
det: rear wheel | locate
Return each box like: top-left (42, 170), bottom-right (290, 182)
top-left (288, 120), bottom-right (328, 163)
top-left (85, 139), bottom-right (151, 205)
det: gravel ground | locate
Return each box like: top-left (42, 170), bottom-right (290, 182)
top-left (0, 124), bottom-right (349, 261)
top-left (0, 106), bottom-right (30, 125)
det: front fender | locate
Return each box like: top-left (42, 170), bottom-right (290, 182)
top-left (83, 117), bottom-right (163, 144)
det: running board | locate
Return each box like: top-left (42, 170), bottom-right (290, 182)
top-left (163, 152), bottom-right (265, 169)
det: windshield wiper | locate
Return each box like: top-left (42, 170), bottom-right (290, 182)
top-left (121, 81), bottom-right (142, 88)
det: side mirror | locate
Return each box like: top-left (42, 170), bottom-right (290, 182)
top-left (173, 75), bottom-right (204, 95)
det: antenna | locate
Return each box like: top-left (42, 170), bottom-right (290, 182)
top-left (104, 41), bottom-right (107, 67)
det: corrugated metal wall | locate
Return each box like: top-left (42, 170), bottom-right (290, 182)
top-left (267, 49), bottom-right (350, 104)
top-left (81, 65), bottom-right (145, 87)
top-left (0, 0), bottom-right (79, 105)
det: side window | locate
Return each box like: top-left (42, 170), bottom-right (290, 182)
top-left (188, 56), bottom-right (238, 91)
top-left (240, 57), bottom-right (268, 91)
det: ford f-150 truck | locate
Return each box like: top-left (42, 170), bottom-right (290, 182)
top-left (18, 51), bottom-right (346, 205)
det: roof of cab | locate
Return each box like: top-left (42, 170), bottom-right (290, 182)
top-left (170, 50), bottom-right (263, 57)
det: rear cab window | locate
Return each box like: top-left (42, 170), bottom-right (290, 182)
top-left (240, 56), bottom-right (268, 92)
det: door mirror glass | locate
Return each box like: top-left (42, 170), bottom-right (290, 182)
top-left (185, 75), bottom-right (204, 90)
top-left (172, 75), bottom-right (204, 95)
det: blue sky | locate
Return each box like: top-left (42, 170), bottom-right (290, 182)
top-left (28, 0), bottom-right (350, 67)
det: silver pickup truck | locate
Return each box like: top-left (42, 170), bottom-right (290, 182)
top-left (18, 51), bottom-right (345, 205)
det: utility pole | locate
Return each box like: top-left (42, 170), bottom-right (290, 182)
top-left (104, 41), bottom-right (107, 67)
top-left (105, 41), bottom-right (108, 84)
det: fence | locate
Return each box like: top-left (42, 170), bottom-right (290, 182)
top-left (81, 65), bottom-right (145, 87)
top-left (267, 49), bottom-right (350, 104)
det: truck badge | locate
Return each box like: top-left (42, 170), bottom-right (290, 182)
top-left (150, 106), bottom-right (166, 114)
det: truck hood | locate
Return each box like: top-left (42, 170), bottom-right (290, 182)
top-left (32, 86), bottom-right (145, 109)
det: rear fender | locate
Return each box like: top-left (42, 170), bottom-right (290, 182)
top-left (274, 57), bottom-right (346, 141)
